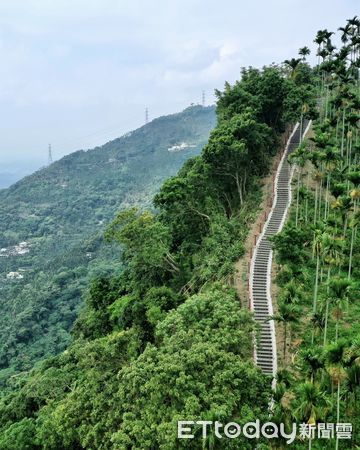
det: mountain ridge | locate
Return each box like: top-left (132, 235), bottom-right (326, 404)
top-left (0, 104), bottom-right (216, 383)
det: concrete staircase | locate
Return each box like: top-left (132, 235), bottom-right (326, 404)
top-left (249, 120), bottom-right (310, 377)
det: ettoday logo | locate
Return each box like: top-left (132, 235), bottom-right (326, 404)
top-left (177, 420), bottom-right (352, 444)
top-left (178, 420), bottom-right (298, 444)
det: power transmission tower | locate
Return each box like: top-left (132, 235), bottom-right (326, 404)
top-left (145, 107), bottom-right (149, 124)
top-left (202, 90), bottom-right (205, 107)
top-left (48, 144), bottom-right (53, 166)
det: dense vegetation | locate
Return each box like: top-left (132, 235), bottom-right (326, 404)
top-left (0, 105), bottom-right (216, 385)
top-left (0, 45), bottom-right (316, 447)
top-left (271, 18), bottom-right (360, 449)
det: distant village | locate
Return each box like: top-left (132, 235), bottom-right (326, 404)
top-left (0, 241), bottom-right (30, 258)
top-left (167, 142), bottom-right (196, 152)
top-left (0, 241), bottom-right (30, 281)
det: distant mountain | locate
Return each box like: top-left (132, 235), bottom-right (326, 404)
top-left (0, 105), bottom-right (216, 384)
top-left (0, 172), bottom-right (33, 189)
top-left (0, 161), bottom-right (43, 189)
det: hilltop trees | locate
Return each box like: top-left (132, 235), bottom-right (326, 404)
top-left (299, 46), bottom-right (311, 60)
top-left (0, 57), bottom-right (315, 448)
top-left (202, 111), bottom-right (274, 207)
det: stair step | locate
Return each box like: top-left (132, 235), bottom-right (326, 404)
top-left (249, 122), bottom-right (309, 375)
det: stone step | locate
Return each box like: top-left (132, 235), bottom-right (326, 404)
top-left (249, 122), bottom-right (308, 376)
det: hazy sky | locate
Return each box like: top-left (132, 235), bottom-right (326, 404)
top-left (0, 0), bottom-right (357, 170)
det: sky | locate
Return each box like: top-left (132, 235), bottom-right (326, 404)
top-left (0, 0), bottom-right (358, 174)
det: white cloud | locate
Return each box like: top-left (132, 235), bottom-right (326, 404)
top-left (0, 0), bottom-right (358, 164)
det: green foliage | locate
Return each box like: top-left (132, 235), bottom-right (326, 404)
top-left (0, 287), bottom-right (270, 449)
top-left (0, 106), bottom-right (216, 384)
top-left (105, 209), bottom-right (179, 288)
top-left (0, 53), bottom-right (316, 448)
top-left (271, 225), bottom-right (312, 266)
top-left (0, 418), bottom-right (38, 450)
top-left (72, 275), bottom-right (128, 340)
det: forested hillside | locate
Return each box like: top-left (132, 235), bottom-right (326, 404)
top-left (0, 105), bottom-right (216, 385)
top-left (0, 48), bottom-right (316, 447)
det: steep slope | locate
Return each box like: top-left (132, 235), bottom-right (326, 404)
top-left (0, 105), bottom-right (215, 246)
top-left (0, 105), bottom-right (216, 383)
top-left (0, 61), bottom-right (316, 449)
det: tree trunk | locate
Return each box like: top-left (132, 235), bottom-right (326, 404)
top-left (295, 169), bottom-right (301, 227)
top-left (324, 172), bottom-right (330, 220)
top-left (305, 172), bottom-right (310, 223)
top-left (343, 215), bottom-right (348, 239)
top-left (235, 172), bottom-right (243, 205)
top-left (243, 170), bottom-right (247, 196)
top-left (323, 266), bottom-right (331, 347)
top-left (348, 224), bottom-right (357, 279)
top-left (347, 134), bottom-right (353, 191)
top-left (324, 87), bottom-right (329, 120)
top-left (311, 252), bottom-right (320, 342)
top-left (318, 175), bottom-right (323, 221)
top-left (314, 184), bottom-right (318, 225)
top-left (222, 192), bottom-right (233, 219)
top-left (341, 108), bottom-right (345, 159)
top-left (348, 200), bottom-right (357, 279)
top-left (313, 254), bottom-right (320, 314)
top-left (336, 381), bottom-right (341, 450)
top-left (335, 317), bottom-right (339, 342)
